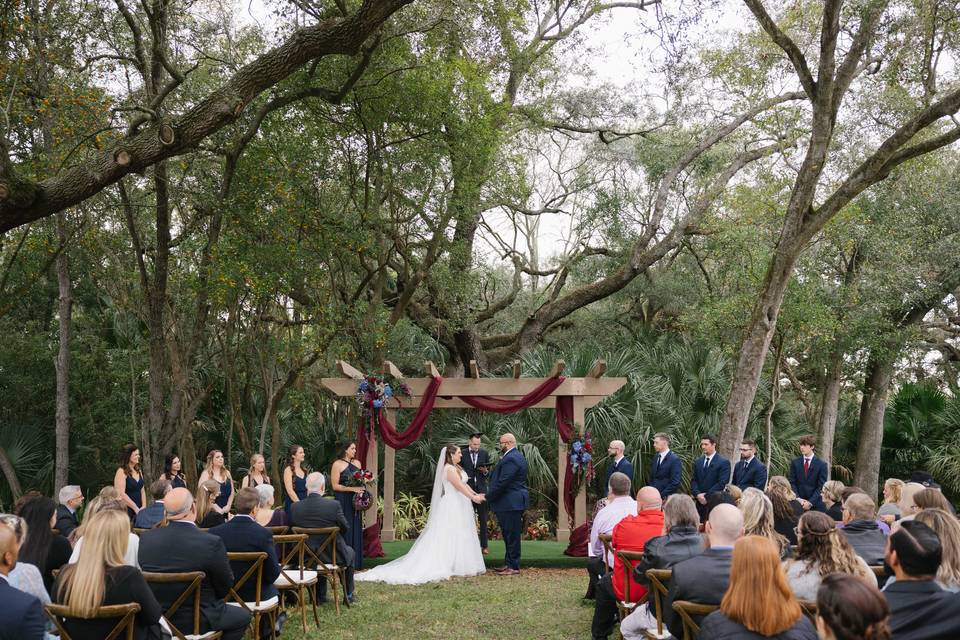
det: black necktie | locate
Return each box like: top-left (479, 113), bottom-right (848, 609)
top-left (704, 457), bottom-right (710, 470)
top-left (656, 455), bottom-right (662, 471)
top-left (472, 452), bottom-right (477, 467)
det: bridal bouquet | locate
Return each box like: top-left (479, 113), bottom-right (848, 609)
top-left (345, 468), bottom-right (376, 510)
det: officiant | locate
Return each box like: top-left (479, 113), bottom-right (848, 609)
top-left (462, 432), bottom-right (491, 554)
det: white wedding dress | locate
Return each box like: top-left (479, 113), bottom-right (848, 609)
top-left (356, 451), bottom-right (486, 585)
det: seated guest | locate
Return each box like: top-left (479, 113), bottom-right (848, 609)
top-left (620, 494), bottom-right (704, 639)
top-left (253, 485), bottom-right (287, 529)
top-left (699, 535), bottom-right (817, 639)
top-left (840, 493), bottom-right (887, 566)
top-left (895, 482), bottom-right (925, 525)
top-left (724, 483), bottom-right (743, 506)
top-left (71, 499), bottom-right (139, 567)
top-left (55, 485), bottom-right (83, 539)
top-left (915, 509), bottom-right (960, 592)
top-left (741, 488), bottom-right (791, 559)
top-left (883, 520), bottom-right (960, 640)
top-left (591, 486), bottom-right (663, 640)
top-left (196, 479), bottom-right (226, 528)
top-left (53, 510), bottom-right (162, 640)
top-left (879, 478), bottom-right (905, 525)
top-left (913, 488), bottom-right (954, 514)
top-left (290, 472), bottom-right (355, 603)
top-left (821, 480), bottom-right (845, 521)
top-left (783, 511), bottom-right (875, 600)
top-left (18, 496), bottom-right (72, 593)
top-left (210, 488), bottom-right (280, 638)
top-left (138, 488), bottom-right (250, 640)
top-left (767, 476), bottom-right (804, 546)
top-left (135, 479), bottom-right (171, 529)
top-left (704, 490), bottom-right (738, 521)
top-left (816, 573), bottom-right (891, 640)
top-left (0, 513), bottom-right (52, 624)
top-left (663, 503), bottom-right (744, 639)
top-left (0, 523), bottom-right (45, 640)
top-left (586, 472), bottom-right (636, 599)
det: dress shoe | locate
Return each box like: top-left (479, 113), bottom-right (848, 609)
top-left (497, 568), bottom-right (520, 576)
top-left (493, 566), bottom-right (508, 573)
top-left (482, 548), bottom-right (489, 555)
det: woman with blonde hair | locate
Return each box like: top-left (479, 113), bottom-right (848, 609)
top-left (878, 478), bottom-right (904, 523)
top-left (52, 509), bottom-right (162, 639)
top-left (820, 480), bottom-right (845, 521)
top-left (896, 482), bottom-right (925, 523)
top-left (69, 498), bottom-right (139, 567)
top-left (740, 488), bottom-right (791, 558)
top-left (766, 476), bottom-right (804, 546)
top-left (198, 449), bottom-right (234, 514)
top-left (699, 535), bottom-right (817, 639)
top-left (782, 511), bottom-right (875, 600)
top-left (195, 479), bottom-right (226, 528)
top-left (240, 453), bottom-right (269, 489)
top-left (915, 508), bottom-right (960, 591)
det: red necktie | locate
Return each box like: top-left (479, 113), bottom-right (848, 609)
top-left (803, 458), bottom-right (810, 476)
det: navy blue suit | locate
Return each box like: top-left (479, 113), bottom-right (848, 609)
top-left (210, 515), bottom-right (280, 601)
top-left (691, 454), bottom-right (731, 497)
top-left (0, 575), bottom-right (45, 640)
top-left (650, 451), bottom-right (682, 499)
top-left (487, 448), bottom-right (529, 570)
top-left (731, 457), bottom-right (768, 491)
top-left (606, 457), bottom-right (635, 489)
top-left (789, 455), bottom-right (828, 511)
top-left (134, 501), bottom-right (165, 529)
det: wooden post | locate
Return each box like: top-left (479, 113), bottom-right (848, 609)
top-left (382, 443), bottom-right (397, 542)
top-left (573, 396), bottom-right (587, 529)
top-left (557, 438), bottom-right (570, 542)
top-left (366, 427), bottom-right (380, 528)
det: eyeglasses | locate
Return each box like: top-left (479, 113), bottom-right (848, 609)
top-left (738, 448), bottom-right (751, 452)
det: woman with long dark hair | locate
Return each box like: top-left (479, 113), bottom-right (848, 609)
top-left (162, 454), bottom-right (187, 489)
top-left (18, 496), bottom-right (73, 593)
top-left (766, 476), bottom-right (805, 546)
top-left (282, 444), bottom-right (308, 518)
top-left (331, 441), bottom-right (364, 570)
top-left (114, 443), bottom-right (146, 519)
top-left (816, 573), bottom-right (891, 640)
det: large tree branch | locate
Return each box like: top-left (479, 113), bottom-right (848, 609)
top-left (0, 0), bottom-right (413, 233)
top-left (743, 0), bottom-right (817, 99)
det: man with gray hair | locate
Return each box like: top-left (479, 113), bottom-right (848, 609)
top-left (841, 492), bottom-right (887, 565)
top-left (586, 471), bottom-right (636, 599)
top-left (55, 485), bottom-right (83, 538)
top-left (290, 471), bottom-right (355, 603)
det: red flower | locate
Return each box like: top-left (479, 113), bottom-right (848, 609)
top-left (353, 471), bottom-right (362, 480)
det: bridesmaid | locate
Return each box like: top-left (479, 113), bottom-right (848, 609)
top-left (282, 445), bottom-right (308, 518)
top-left (241, 453), bottom-right (269, 489)
top-left (331, 441), bottom-right (364, 570)
top-left (114, 444), bottom-right (146, 521)
top-left (162, 454), bottom-right (187, 489)
top-left (198, 449), bottom-right (234, 515)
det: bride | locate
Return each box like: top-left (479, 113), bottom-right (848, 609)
top-left (355, 444), bottom-right (487, 584)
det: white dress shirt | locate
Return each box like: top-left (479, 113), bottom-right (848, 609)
top-left (589, 496), bottom-right (638, 566)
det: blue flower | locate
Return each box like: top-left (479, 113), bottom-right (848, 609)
top-left (572, 441), bottom-right (582, 452)
top-left (359, 381), bottom-right (369, 391)
top-left (583, 453), bottom-right (592, 462)
top-left (372, 399), bottom-right (383, 408)
top-left (384, 385), bottom-right (393, 398)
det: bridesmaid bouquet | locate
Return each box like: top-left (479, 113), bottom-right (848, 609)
top-left (346, 468), bottom-right (376, 509)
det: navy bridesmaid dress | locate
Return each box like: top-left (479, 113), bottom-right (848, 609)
top-left (215, 477), bottom-right (232, 511)
top-left (284, 470), bottom-right (308, 518)
top-left (124, 473), bottom-right (144, 519)
top-left (335, 464), bottom-right (364, 570)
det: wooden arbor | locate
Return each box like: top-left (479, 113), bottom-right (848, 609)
top-left (320, 359), bottom-right (626, 542)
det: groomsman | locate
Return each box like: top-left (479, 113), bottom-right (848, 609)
top-left (649, 432), bottom-right (681, 499)
top-left (788, 434), bottom-right (828, 512)
top-left (731, 439), bottom-right (768, 491)
top-left (691, 434), bottom-right (731, 520)
top-left (461, 433), bottom-right (491, 554)
top-left (606, 440), bottom-right (634, 490)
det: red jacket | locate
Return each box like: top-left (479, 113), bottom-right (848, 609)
top-left (611, 508), bottom-right (665, 601)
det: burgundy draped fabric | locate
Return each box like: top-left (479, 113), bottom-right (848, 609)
top-left (460, 376), bottom-right (565, 412)
top-left (363, 523), bottom-right (385, 558)
top-left (377, 375), bottom-right (443, 448)
top-left (555, 395), bottom-right (576, 520)
top-left (563, 522), bottom-right (590, 557)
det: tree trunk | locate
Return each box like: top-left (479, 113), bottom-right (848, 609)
top-left (853, 354), bottom-right (896, 498)
top-left (53, 212), bottom-right (72, 494)
top-left (817, 340), bottom-right (844, 475)
top-left (0, 445), bottom-right (23, 500)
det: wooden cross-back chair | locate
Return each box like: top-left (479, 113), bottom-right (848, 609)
top-left (598, 533), bottom-right (614, 576)
top-left (671, 601), bottom-right (717, 640)
top-left (272, 533), bottom-right (317, 633)
top-left (225, 551), bottom-right (280, 640)
top-left (142, 570), bottom-right (222, 640)
top-left (292, 526), bottom-right (347, 614)
top-left (266, 525), bottom-right (289, 536)
top-left (644, 568), bottom-right (672, 639)
top-left (615, 549), bottom-right (648, 636)
top-left (45, 603), bottom-right (140, 640)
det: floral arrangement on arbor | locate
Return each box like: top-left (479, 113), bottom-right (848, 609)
top-left (569, 428), bottom-right (594, 488)
top-left (344, 467), bottom-right (376, 510)
top-left (356, 374), bottom-right (412, 418)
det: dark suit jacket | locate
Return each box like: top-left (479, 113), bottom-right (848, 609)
top-left (691, 454), bottom-right (731, 496)
top-left (289, 493), bottom-right (354, 567)
top-left (665, 546), bottom-right (733, 639)
top-left (487, 448), bottom-right (529, 513)
top-left (788, 455), bottom-right (828, 510)
top-left (460, 447), bottom-right (491, 493)
top-left (53, 565), bottom-right (163, 640)
top-left (138, 520), bottom-right (236, 634)
top-left (0, 577), bottom-right (44, 640)
top-left (632, 525), bottom-right (705, 587)
top-left (134, 502), bottom-right (165, 529)
top-left (55, 504), bottom-right (79, 538)
top-left (606, 457), bottom-right (635, 489)
top-left (699, 611), bottom-right (817, 640)
top-left (210, 515), bottom-right (280, 601)
top-left (884, 579), bottom-right (960, 640)
top-left (840, 520), bottom-right (887, 566)
top-left (732, 457), bottom-right (768, 491)
top-left (650, 451), bottom-right (682, 499)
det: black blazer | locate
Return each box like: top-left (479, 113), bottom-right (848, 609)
top-left (788, 456), bottom-right (828, 510)
top-left (884, 579), bottom-right (960, 640)
top-left (138, 521), bottom-right (236, 634)
top-left (0, 578), bottom-right (44, 640)
top-left (198, 511), bottom-right (225, 529)
top-left (210, 515), bottom-right (280, 601)
top-left (460, 447), bottom-right (491, 493)
top-left (52, 565), bottom-right (163, 640)
top-left (39, 534), bottom-right (73, 593)
top-left (55, 504), bottom-right (80, 539)
top-left (665, 546), bottom-right (733, 639)
top-left (606, 457), bottom-right (635, 488)
top-left (650, 451), bottom-right (682, 499)
top-left (289, 494), bottom-right (354, 567)
top-left (699, 611), bottom-right (818, 640)
top-left (691, 454), bottom-right (732, 497)
top-left (732, 457), bottom-right (768, 491)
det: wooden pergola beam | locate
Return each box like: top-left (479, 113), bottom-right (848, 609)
top-left (547, 359), bottom-right (566, 378)
top-left (587, 360), bottom-right (607, 378)
top-left (469, 360), bottom-right (480, 379)
top-left (424, 360), bottom-right (440, 378)
top-left (382, 360), bottom-right (404, 378)
top-left (512, 361), bottom-right (521, 378)
top-left (336, 360), bottom-right (364, 380)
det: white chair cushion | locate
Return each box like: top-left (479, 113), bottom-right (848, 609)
top-left (226, 595), bottom-right (280, 612)
top-left (159, 616), bottom-right (220, 639)
top-left (322, 563), bottom-right (339, 571)
top-left (274, 570), bottom-right (318, 586)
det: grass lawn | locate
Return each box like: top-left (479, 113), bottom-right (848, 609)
top-left (287, 567), bottom-right (592, 639)
top-left (366, 539), bottom-right (586, 569)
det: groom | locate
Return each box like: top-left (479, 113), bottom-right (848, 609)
top-left (486, 432), bottom-right (528, 576)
